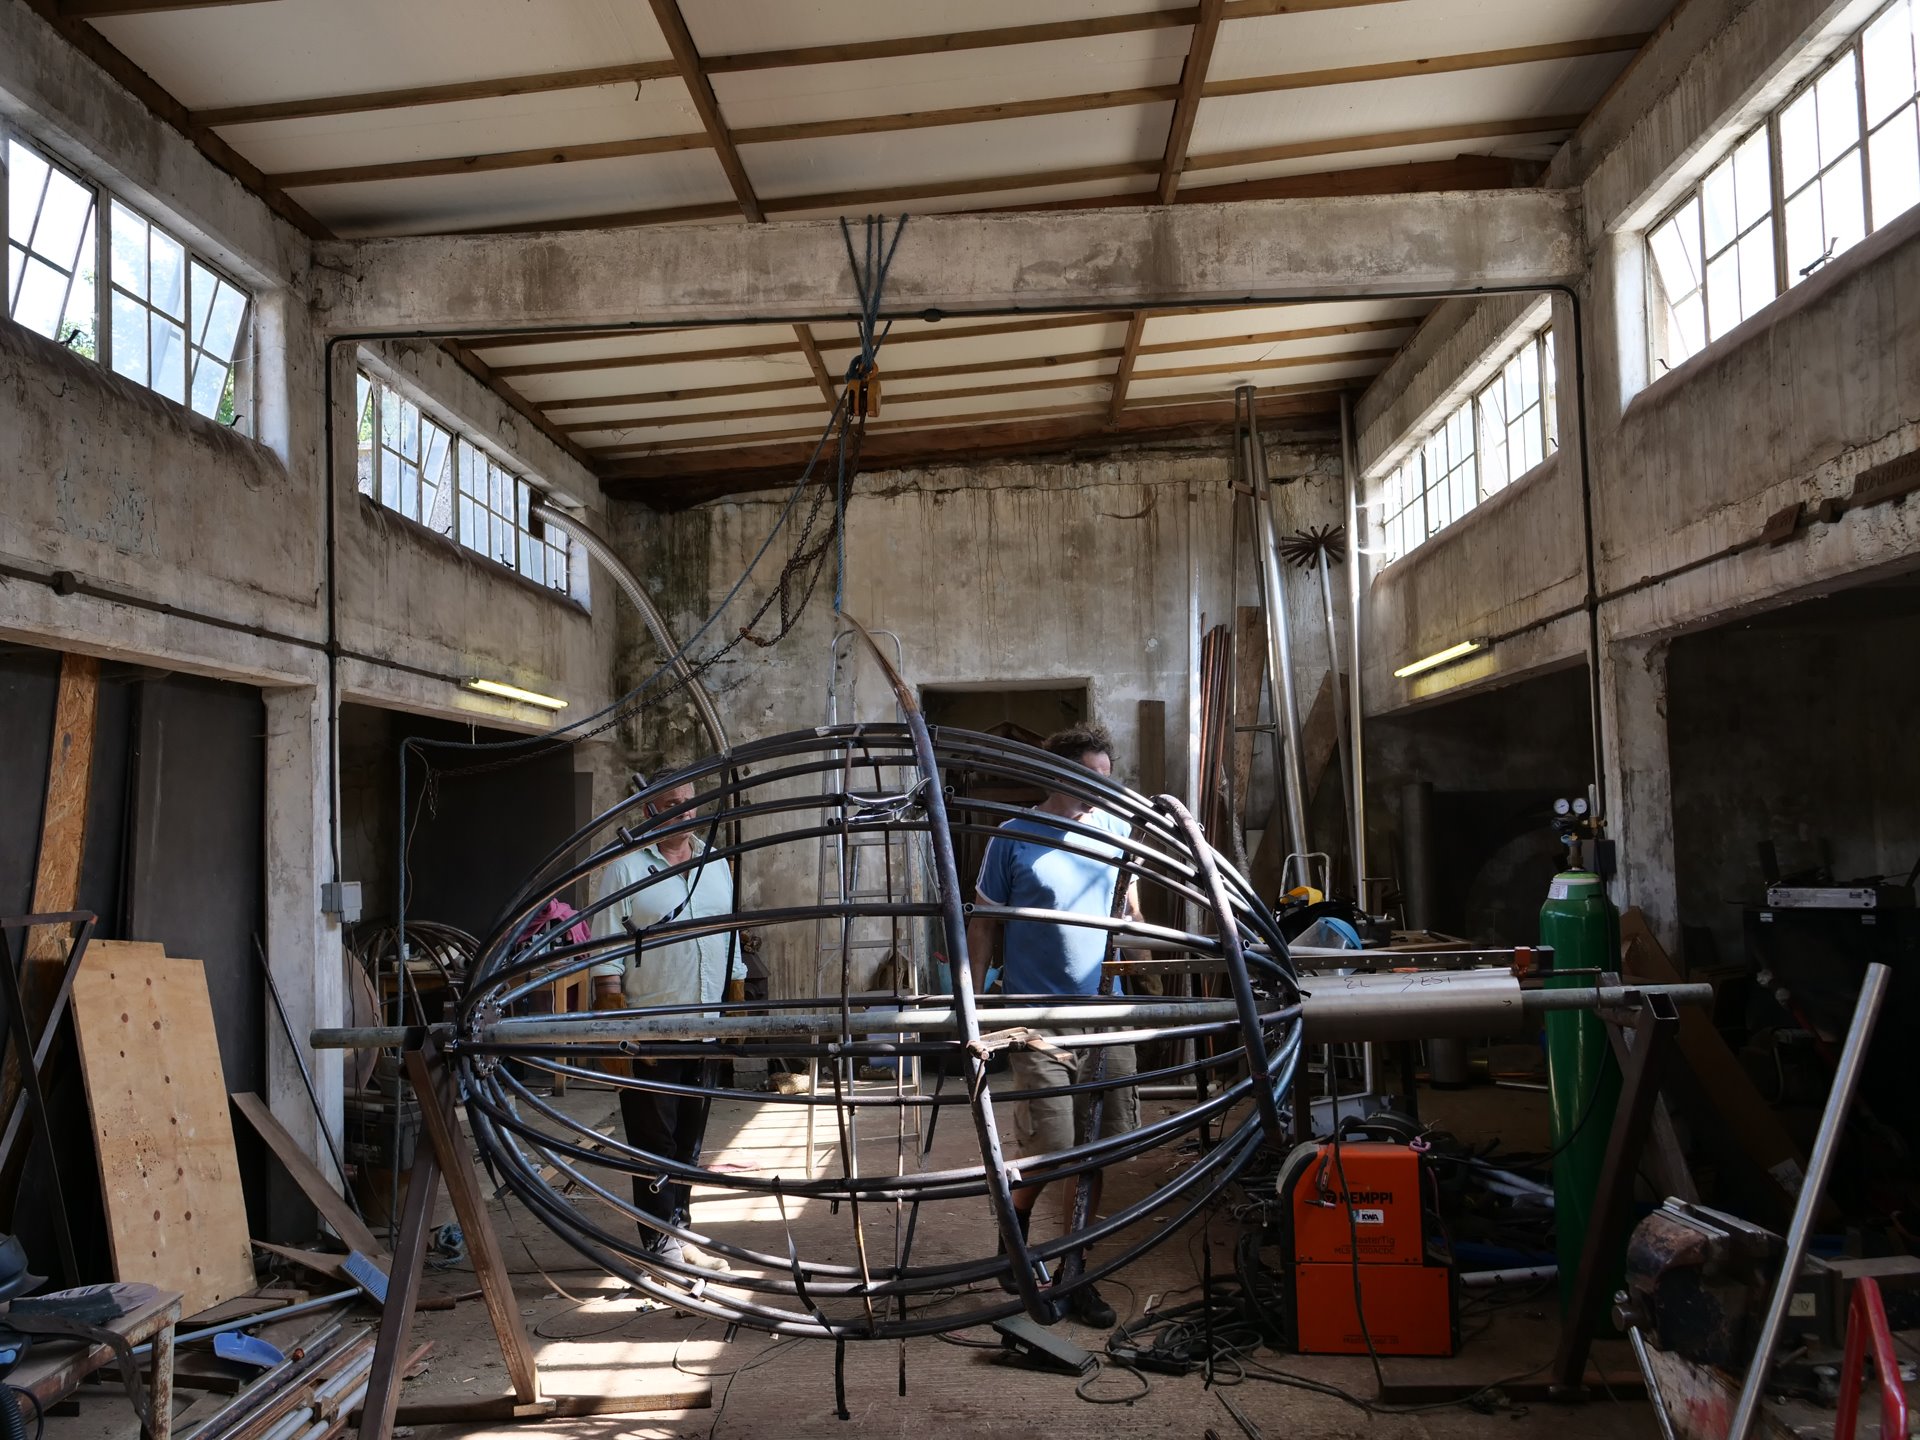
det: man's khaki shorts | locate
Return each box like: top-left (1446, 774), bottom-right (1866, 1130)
top-left (1008, 1040), bottom-right (1139, 1160)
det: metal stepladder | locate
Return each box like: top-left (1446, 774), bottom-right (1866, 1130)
top-left (806, 627), bottom-right (933, 1178)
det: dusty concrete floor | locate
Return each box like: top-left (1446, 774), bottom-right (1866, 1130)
top-left (378, 1065), bottom-right (1651, 1440)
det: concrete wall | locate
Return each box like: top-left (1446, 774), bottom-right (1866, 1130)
top-left (609, 440), bottom-right (1348, 998)
top-left (1349, 0), bottom-right (1920, 944)
top-left (0, 2), bottom-right (618, 1191)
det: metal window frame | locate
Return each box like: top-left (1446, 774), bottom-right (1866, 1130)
top-left (3, 131), bottom-right (98, 348)
top-left (4, 124), bottom-right (253, 426)
top-left (1645, 0), bottom-right (1918, 373)
top-left (359, 366), bottom-right (580, 599)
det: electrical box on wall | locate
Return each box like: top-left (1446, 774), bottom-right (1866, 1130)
top-left (321, 881), bottom-right (362, 924)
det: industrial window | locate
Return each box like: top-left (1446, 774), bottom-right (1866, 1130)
top-left (1647, 0), bottom-right (1920, 372)
top-left (355, 370), bottom-right (583, 602)
top-left (4, 134), bottom-right (250, 425)
top-left (1373, 327), bottom-right (1558, 565)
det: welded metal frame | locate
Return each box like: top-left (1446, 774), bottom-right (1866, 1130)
top-left (415, 619), bottom-right (1305, 1340)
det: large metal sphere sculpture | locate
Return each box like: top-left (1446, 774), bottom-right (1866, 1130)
top-left (452, 659), bottom-right (1302, 1339)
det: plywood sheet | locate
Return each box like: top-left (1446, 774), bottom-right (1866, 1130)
top-left (70, 945), bottom-right (256, 1314)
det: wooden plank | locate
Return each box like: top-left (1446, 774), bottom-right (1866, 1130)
top-left (700, 2), bottom-right (1394, 75)
top-left (489, 337), bottom-right (807, 380)
top-left (266, 132), bottom-right (709, 189)
top-left (1157, 0), bottom-right (1224, 204)
top-left (647, 0), bottom-right (763, 221)
top-left (403, 1047), bottom-right (540, 1404)
top-left (382, 1390), bottom-right (713, 1425)
top-left (599, 386), bottom-right (1351, 494)
top-left (1106, 313), bottom-right (1150, 424)
top-left (192, 61), bottom-right (680, 128)
top-left (735, 85), bottom-right (1178, 147)
top-left (791, 325), bottom-right (841, 407)
top-left (1202, 35), bottom-right (1649, 99)
top-left (1132, 345), bottom-right (1400, 382)
top-left (0, 654), bottom-right (99, 1183)
top-left (1230, 605), bottom-right (1265, 822)
top-left (762, 160), bottom-right (1157, 217)
top-left (438, 340), bottom-right (599, 471)
top-left (1137, 315), bottom-right (1420, 355)
top-left (1187, 114), bottom-right (1587, 172)
top-left (70, 951), bottom-right (255, 1316)
top-left (230, 1092), bottom-right (386, 1259)
top-left (987, 154), bottom-right (1544, 213)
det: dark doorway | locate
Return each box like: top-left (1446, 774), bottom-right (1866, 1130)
top-left (921, 684), bottom-right (1087, 900)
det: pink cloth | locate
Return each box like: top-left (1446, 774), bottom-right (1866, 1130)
top-left (534, 897), bottom-right (591, 947)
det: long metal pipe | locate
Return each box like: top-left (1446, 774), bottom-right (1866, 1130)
top-left (1728, 962), bottom-right (1890, 1440)
top-left (1240, 387), bottom-right (1309, 860)
top-left (1339, 393), bottom-right (1368, 889)
top-left (529, 500), bottom-right (728, 754)
top-left (313, 981), bottom-right (1709, 1049)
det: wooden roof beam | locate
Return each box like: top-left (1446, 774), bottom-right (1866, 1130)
top-left (597, 388), bottom-right (1349, 505)
top-left (193, 62), bottom-right (681, 129)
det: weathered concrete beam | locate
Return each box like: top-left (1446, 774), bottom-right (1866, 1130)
top-left (310, 190), bottom-right (1585, 336)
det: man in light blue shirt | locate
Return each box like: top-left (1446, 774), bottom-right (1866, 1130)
top-left (592, 779), bottom-right (744, 1273)
top-left (966, 722), bottom-right (1142, 1329)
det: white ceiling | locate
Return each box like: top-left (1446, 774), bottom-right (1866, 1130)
top-left (79, 0), bottom-right (1675, 482)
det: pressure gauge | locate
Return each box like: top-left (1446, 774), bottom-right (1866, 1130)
top-left (1553, 798), bottom-right (1572, 816)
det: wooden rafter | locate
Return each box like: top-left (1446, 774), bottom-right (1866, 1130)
top-left (597, 387), bottom-right (1351, 502)
top-left (596, 374), bottom-right (1353, 459)
top-left (441, 341), bottom-right (601, 471)
top-left (194, 62), bottom-right (682, 129)
top-left (1111, 0), bottom-right (1223, 423)
top-left (644, 0), bottom-right (839, 411)
top-left (267, 132), bottom-right (710, 190)
top-left (697, 0), bottom-right (1398, 76)
top-left (486, 313), bottom-right (1131, 380)
top-left (59, 0), bottom-right (268, 13)
top-left (521, 314), bottom-right (1416, 415)
top-left (994, 155), bottom-right (1544, 213)
top-left (445, 108), bottom-right (1570, 240)
top-left (1189, 115), bottom-right (1587, 173)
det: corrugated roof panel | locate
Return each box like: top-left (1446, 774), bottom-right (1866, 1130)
top-left (300, 150), bottom-right (739, 236)
top-left (220, 84), bottom-right (705, 175)
top-left (746, 106), bottom-right (1169, 198)
top-left (1188, 57), bottom-right (1625, 158)
top-left (523, 356), bottom-right (819, 406)
top-left (711, 32), bottom-right (1188, 129)
top-left (90, 0), bottom-right (670, 111)
top-left (682, 0), bottom-right (1179, 57)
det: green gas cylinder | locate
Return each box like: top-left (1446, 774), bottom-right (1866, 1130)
top-left (1538, 870), bottom-right (1622, 1321)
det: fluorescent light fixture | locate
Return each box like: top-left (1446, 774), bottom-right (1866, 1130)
top-left (463, 677), bottom-right (568, 711)
top-left (1393, 640), bottom-right (1483, 679)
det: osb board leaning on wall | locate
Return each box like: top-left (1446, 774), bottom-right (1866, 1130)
top-left (71, 941), bottom-right (257, 1314)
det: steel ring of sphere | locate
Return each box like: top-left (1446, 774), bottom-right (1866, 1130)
top-left (451, 721), bottom-right (1301, 1339)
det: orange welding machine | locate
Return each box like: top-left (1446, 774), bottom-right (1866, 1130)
top-left (1274, 1137), bottom-right (1458, 1357)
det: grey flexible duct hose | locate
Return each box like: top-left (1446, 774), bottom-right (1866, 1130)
top-left (530, 500), bottom-right (728, 754)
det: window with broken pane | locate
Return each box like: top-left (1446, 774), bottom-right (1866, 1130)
top-left (6, 133), bottom-right (249, 423)
top-left (6, 138), bottom-right (97, 353)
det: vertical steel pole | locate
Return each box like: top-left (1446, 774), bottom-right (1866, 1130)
top-left (1729, 964), bottom-right (1891, 1439)
top-left (1240, 387), bottom-right (1309, 861)
top-left (1339, 393), bottom-right (1368, 890)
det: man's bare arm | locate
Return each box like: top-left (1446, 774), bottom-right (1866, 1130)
top-left (965, 912), bottom-right (999, 992)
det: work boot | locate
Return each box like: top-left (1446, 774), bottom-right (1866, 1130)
top-left (1068, 1281), bottom-right (1116, 1329)
top-left (996, 1209), bottom-right (1035, 1293)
